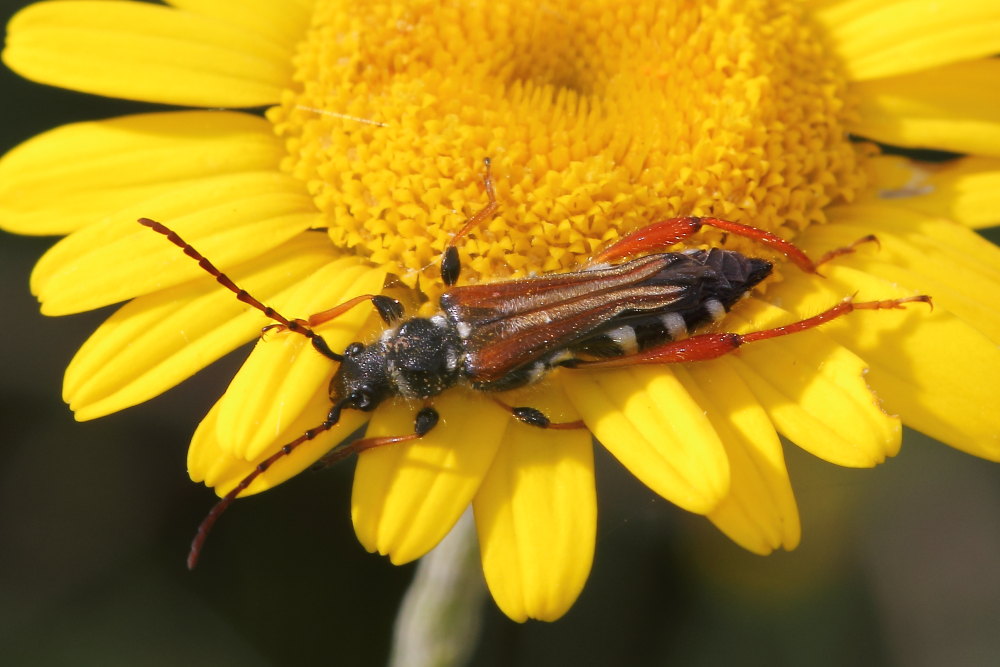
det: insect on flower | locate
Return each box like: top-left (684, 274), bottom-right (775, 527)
top-left (139, 159), bottom-right (931, 569)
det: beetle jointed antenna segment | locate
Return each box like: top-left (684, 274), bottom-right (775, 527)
top-left (186, 397), bottom-right (353, 569)
top-left (137, 218), bottom-right (402, 362)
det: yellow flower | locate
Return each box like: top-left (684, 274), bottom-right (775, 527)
top-left (3, 0), bottom-right (999, 622)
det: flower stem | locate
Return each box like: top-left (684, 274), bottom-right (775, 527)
top-left (389, 510), bottom-right (486, 667)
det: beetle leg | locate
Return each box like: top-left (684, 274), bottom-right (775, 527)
top-left (592, 216), bottom-right (878, 274)
top-left (263, 293), bottom-right (404, 338)
top-left (441, 157), bottom-right (500, 286)
top-left (313, 406), bottom-right (441, 468)
top-left (491, 398), bottom-right (586, 430)
top-left (568, 295), bottom-right (932, 368)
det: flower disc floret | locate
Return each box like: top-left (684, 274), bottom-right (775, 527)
top-left (269, 0), bottom-right (865, 288)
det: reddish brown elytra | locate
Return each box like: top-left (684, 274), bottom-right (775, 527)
top-left (139, 158), bottom-right (931, 568)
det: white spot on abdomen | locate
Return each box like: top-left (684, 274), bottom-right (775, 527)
top-left (606, 326), bottom-right (639, 355)
top-left (660, 312), bottom-right (688, 340)
top-left (705, 299), bottom-right (726, 322)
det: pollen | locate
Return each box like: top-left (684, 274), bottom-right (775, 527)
top-left (268, 0), bottom-right (865, 289)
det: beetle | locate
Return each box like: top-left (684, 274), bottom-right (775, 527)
top-left (139, 159), bottom-right (930, 567)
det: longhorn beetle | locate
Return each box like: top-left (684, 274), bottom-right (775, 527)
top-left (139, 158), bottom-right (931, 568)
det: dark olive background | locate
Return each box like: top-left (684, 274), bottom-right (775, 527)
top-left (2, 1), bottom-right (999, 665)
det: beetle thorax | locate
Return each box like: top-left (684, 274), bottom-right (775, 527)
top-left (330, 314), bottom-right (464, 408)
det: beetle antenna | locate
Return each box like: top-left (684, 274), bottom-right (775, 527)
top-left (187, 398), bottom-right (351, 569)
top-left (139, 218), bottom-right (342, 362)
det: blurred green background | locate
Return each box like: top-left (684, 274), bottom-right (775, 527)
top-left (2, 1), bottom-right (998, 665)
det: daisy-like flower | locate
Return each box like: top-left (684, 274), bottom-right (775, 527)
top-left (3, 0), bottom-right (999, 623)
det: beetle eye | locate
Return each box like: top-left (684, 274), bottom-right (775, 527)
top-left (345, 342), bottom-right (364, 356)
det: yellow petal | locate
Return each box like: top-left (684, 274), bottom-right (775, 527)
top-left (676, 363), bottom-right (800, 555)
top-left (852, 60), bottom-right (1000, 157)
top-left (473, 389), bottom-right (595, 622)
top-left (64, 234), bottom-right (337, 421)
top-left (214, 260), bottom-right (386, 460)
top-left (3, 1), bottom-right (291, 106)
top-left (188, 387), bottom-right (369, 497)
top-left (799, 221), bottom-right (1000, 343)
top-left (814, 0), bottom-right (1000, 81)
top-left (164, 0), bottom-right (312, 51)
top-left (561, 366), bottom-right (730, 514)
top-left (352, 391), bottom-right (508, 565)
top-left (0, 111), bottom-right (283, 236)
top-left (762, 255), bottom-right (1000, 461)
top-left (828, 204), bottom-right (1000, 283)
top-left (32, 172), bottom-right (318, 315)
top-left (869, 157), bottom-right (1000, 230)
top-left (865, 155), bottom-right (915, 194)
top-left (726, 298), bottom-right (902, 467)
top-left (188, 399), bottom-right (230, 486)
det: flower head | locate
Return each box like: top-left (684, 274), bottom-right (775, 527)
top-left (3, 0), bottom-right (999, 622)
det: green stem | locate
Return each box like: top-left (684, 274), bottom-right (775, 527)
top-left (388, 510), bottom-right (487, 667)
